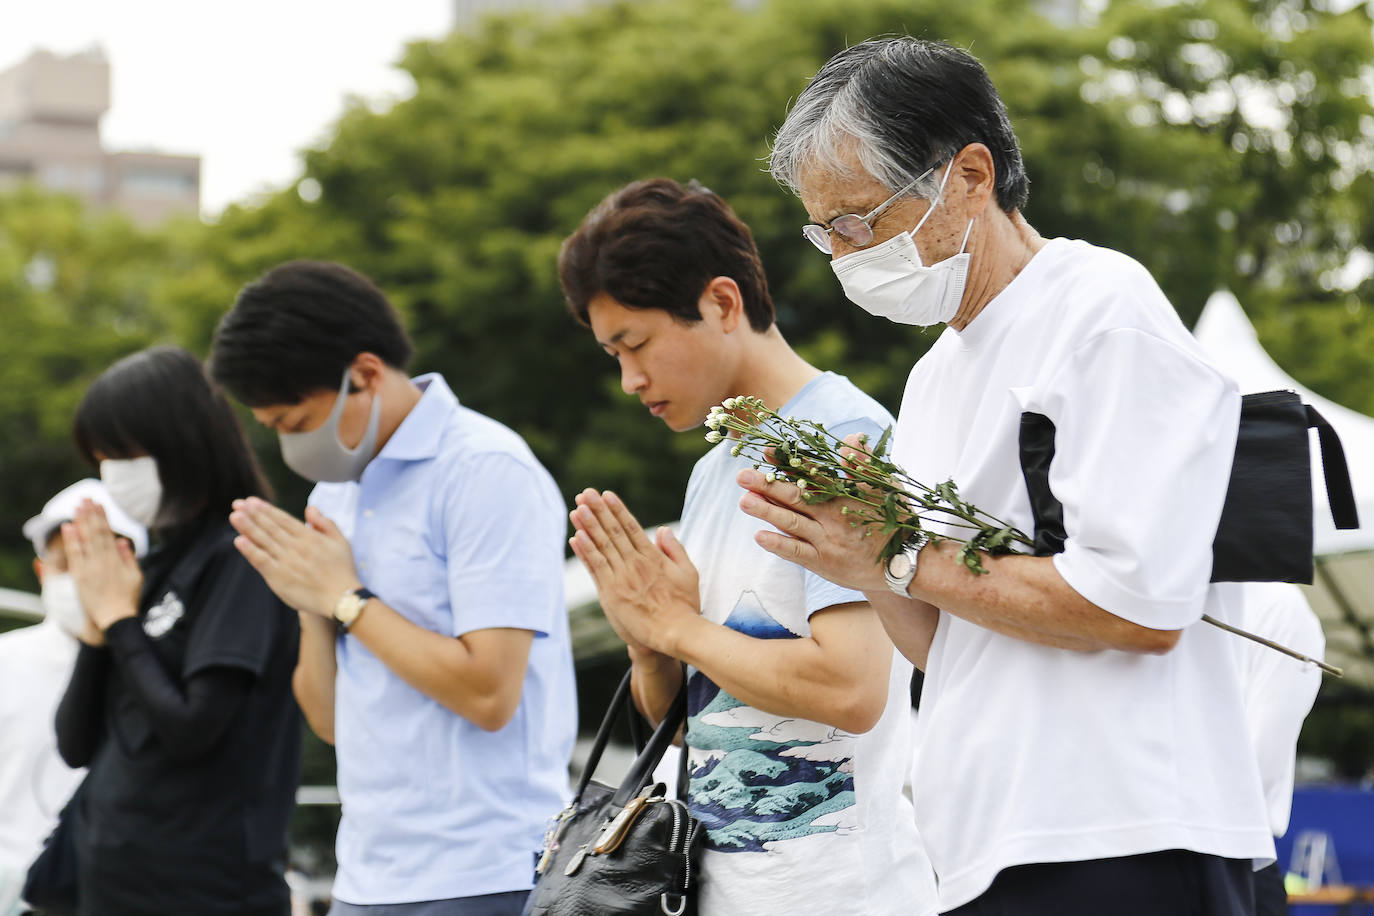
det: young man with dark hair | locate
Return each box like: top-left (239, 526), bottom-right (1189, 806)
top-left (212, 261), bottom-right (576, 916)
top-left (560, 179), bottom-right (936, 916)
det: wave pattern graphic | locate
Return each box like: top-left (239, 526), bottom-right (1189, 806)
top-left (686, 594), bottom-right (857, 854)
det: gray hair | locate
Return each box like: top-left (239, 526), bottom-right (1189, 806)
top-left (769, 38), bottom-right (1031, 211)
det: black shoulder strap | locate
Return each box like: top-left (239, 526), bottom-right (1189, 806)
top-left (573, 669), bottom-right (635, 804)
top-left (574, 667), bottom-right (689, 808)
top-left (1307, 404), bottom-right (1360, 530)
top-left (610, 685), bottom-right (688, 808)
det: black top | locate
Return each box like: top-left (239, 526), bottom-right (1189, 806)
top-left (55, 520), bottom-right (301, 916)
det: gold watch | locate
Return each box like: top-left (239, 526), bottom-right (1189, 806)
top-left (333, 587), bottom-right (375, 632)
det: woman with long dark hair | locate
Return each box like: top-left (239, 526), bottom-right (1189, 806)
top-left (54, 346), bottom-right (300, 915)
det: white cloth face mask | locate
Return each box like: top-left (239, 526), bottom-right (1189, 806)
top-left (278, 369), bottom-right (382, 483)
top-left (99, 456), bottom-right (163, 528)
top-left (41, 573), bottom-right (88, 639)
top-left (830, 162), bottom-right (975, 327)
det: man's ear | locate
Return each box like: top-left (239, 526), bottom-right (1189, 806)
top-left (348, 352), bottom-right (389, 392)
top-left (701, 276), bottom-right (745, 334)
top-left (33, 556), bottom-right (43, 584)
top-left (953, 142), bottom-right (997, 217)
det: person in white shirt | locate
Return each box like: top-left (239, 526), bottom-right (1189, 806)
top-left (559, 178), bottom-right (936, 916)
top-left (0, 480), bottom-right (146, 916)
top-left (1230, 582), bottom-right (1325, 916)
top-left (737, 36), bottom-right (1274, 915)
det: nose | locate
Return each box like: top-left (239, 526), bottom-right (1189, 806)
top-left (619, 356), bottom-right (647, 395)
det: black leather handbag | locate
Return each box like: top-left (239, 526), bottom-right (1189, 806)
top-left (523, 670), bottom-right (702, 916)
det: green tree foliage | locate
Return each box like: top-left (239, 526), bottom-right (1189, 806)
top-left (0, 188), bottom-right (182, 585)
top-left (0, 0), bottom-right (1371, 769)
top-left (168, 0), bottom-right (1372, 539)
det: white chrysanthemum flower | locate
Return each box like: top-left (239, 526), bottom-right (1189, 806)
top-left (731, 444), bottom-right (743, 457)
top-left (723, 397), bottom-right (737, 409)
top-left (797, 479), bottom-right (808, 490)
top-left (705, 431), bottom-right (722, 444)
top-left (789, 456), bottom-right (802, 468)
top-left (764, 471), bottom-right (776, 483)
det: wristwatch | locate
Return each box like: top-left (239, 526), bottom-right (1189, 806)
top-left (884, 531), bottom-right (930, 597)
top-left (333, 587), bottom-right (375, 633)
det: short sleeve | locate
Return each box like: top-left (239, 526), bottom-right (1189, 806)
top-left (183, 538), bottom-right (287, 679)
top-left (441, 451), bottom-right (566, 638)
top-left (804, 413), bottom-right (890, 618)
top-left (1044, 327), bottom-right (1240, 629)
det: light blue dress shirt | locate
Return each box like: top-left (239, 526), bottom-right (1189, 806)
top-left (309, 374), bottom-right (575, 905)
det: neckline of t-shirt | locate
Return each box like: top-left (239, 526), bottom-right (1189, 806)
top-left (953, 237), bottom-right (1070, 351)
top-left (778, 370), bottom-right (836, 417)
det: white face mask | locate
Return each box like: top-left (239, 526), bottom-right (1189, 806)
top-left (830, 162), bottom-right (975, 327)
top-left (41, 573), bottom-right (88, 639)
top-left (278, 369), bottom-right (382, 483)
top-left (100, 456), bottom-right (163, 528)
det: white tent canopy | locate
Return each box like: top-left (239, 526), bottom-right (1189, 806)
top-left (1195, 291), bottom-right (1374, 685)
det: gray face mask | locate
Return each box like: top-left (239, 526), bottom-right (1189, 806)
top-left (279, 369), bottom-right (382, 483)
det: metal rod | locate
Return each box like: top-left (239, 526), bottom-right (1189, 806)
top-left (1202, 614), bottom-right (1343, 677)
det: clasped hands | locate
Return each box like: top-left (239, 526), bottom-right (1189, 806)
top-left (61, 499), bottom-right (142, 644)
top-left (568, 489), bottom-right (700, 659)
top-left (229, 497), bottom-right (362, 619)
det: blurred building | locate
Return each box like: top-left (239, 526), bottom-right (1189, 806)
top-left (453, 0), bottom-right (595, 25)
top-left (0, 48), bottom-right (200, 225)
top-left (453, 0), bottom-right (762, 28)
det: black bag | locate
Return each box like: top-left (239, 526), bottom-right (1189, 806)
top-left (524, 670), bottom-right (701, 916)
top-left (1019, 390), bottom-right (1359, 583)
top-left (1211, 390), bottom-right (1359, 583)
top-left (21, 780), bottom-right (82, 916)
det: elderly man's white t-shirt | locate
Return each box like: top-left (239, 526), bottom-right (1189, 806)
top-left (682, 372), bottom-right (937, 916)
top-left (895, 238), bottom-right (1274, 911)
top-left (1230, 582), bottom-right (1324, 837)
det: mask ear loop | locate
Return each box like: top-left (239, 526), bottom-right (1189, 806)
top-left (907, 160), bottom-right (958, 239)
top-left (957, 218), bottom-right (975, 255)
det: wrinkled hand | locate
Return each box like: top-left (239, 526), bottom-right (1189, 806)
top-left (63, 500), bottom-right (142, 638)
top-left (569, 489), bottom-right (700, 658)
top-left (736, 451), bottom-right (889, 593)
top-left (229, 497), bottom-right (361, 617)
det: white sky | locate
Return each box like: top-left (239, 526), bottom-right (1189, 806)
top-left (2, 0), bottom-right (454, 216)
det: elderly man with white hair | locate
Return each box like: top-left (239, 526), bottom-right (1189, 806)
top-left (737, 37), bottom-right (1274, 915)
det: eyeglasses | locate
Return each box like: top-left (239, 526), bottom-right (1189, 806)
top-left (801, 166), bottom-right (935, 254)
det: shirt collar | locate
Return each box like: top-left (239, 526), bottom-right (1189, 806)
top-left (373, 373), bottom-right (457, 462)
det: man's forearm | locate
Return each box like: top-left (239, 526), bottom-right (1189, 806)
top-left (655, 604), bottom-right (893, 734)
top-left (293, 612), bottom-right (338, 744)
top-left (908, 542), bottom-right (1180, 654)
top-left (863, 590), bottom-right (940, 671)
top-left (347, 599), bottom-right (532, 732)
top-left (627, 647), bottom-right (684, 727)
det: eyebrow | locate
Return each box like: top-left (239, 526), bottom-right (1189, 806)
top-left (596, 329), bottom-right (632, 350)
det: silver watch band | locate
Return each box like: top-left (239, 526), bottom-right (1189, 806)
top-left (884, 531), bottom-right (930, 597)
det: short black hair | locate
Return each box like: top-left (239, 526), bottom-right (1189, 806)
top-left (73, 346), bottom-right (271, 531)
top-left (558, 178), bottom-right (775, 331)
top-left (771, 37), bottom-right (1031, 212)
top-left (210, 260), bottom-right (414, 407)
